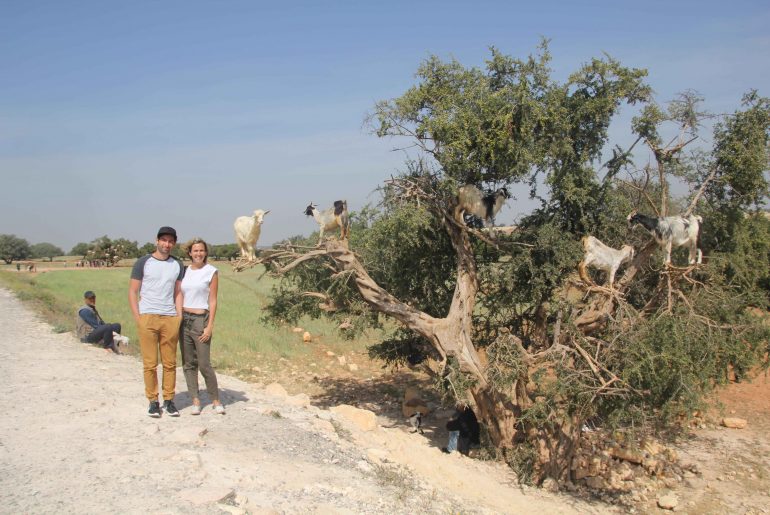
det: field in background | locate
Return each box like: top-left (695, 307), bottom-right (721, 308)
top-left (0, 259), bottom-right (402, 396)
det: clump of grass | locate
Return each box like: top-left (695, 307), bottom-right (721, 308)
top-left (268, 410), bottom-right (282, 418)
top-left (372, 464), bottom-right (415, 502)
top-left (52, 324), bottom-right (69, 334)
top-left (330, 419), bottom-right (352, 441)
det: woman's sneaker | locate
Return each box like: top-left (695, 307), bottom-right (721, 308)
top-left (190, 404), bottom-right (201, 416)
top-left (213, 404), bottom-right (226, 415)
top-left (163, 400), bottom-right (180, 417)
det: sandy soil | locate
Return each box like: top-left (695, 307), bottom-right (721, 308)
top-left (0, 288), bottom-right (610, 514)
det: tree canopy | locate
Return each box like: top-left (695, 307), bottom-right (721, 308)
top-left (0, 234), bottom-right (32, 264)
top-left (30, 242), bottom-right (64, 262)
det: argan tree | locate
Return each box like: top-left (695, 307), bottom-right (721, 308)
top-left (0, 234), bottom-right (31, 264)
top-left (30, 242), bottom-right (64, 262)
top-left (261, 44), bottom-right (770, 484)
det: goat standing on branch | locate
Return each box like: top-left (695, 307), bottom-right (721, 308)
top-left (578, 236), bottom-right (635, 289)
top-left (234, 209), bottom-right (270, 262)
top-left (304, 200), bottom-right (350, 244)
top-left (454, 185), bottom-right (510, 227)
top-left (627, 211), bottom-right (702, 266)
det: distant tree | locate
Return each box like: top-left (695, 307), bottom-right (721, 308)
top-left (0, 234), bottom-right (31, 264)
top-left (30, 242), bottom-right (64, 262)
top-left (85, 235), bottom-right (136, 266)
top-left (139, 242), bottom-right (156, 255)
top-left (69, 242), bottom-right (90, 257)
top-left (210, 243), bottom-right (240, 261)
top-left (111, 238), bottom-right (140, 259)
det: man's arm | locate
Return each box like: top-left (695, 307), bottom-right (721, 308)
top-left (128, 278), bottom-right (142, 324)
top-left (174, 280), bottom-right (183, 317)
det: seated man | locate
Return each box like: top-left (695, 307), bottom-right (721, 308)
top-left (75, 290), bottom-right (126, 353)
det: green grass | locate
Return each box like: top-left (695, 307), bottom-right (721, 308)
top-left (0, 261), bottom-right (382, 381)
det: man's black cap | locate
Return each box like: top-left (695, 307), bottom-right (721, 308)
top-left (157, 226), bottom-right (177, 240)
top-left (84, 291), bottom-right (95, 299)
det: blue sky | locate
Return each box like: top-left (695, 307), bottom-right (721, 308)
top-left (1, 0), bottom-right (768, 251)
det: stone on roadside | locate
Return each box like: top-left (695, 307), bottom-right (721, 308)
top-left (302, 331), bottom-right (312, 343)
top-left (347, 363), bottom-right (359, 372)
top-left (356, 460), bottom-right (373, 473)
top-left (330, 404), bottom-right (378, 432)
top-left (541, 478), bottom-right (559, 492)
top-left (610, 446), bottom-right (644, 464)
top-left (337, 356), bottom-right (347, 365)
top-left (721, 417), bottom-right (748, 429)
top-left (657, 493), bottom-right (678, 510)
top-left (265, 382), bottom-right (288, 398)
top-left (286, 393), bottom-right (311, 407)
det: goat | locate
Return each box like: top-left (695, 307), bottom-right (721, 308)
top-left (402, 387), bottom-right (430, 435)
top-left (627, 211), bottom-right (702, 265)
top-left (233, 209), bottom-right (270, 262)
top-left (304, 200), bottom-right (350, 244)
top-left (578, 236), bottom-right (635, 289)
top-left (454, 185), bottom-right (510, 227)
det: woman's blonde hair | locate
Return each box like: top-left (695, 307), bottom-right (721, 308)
top-left (183, 237), bottom-right (209, 263)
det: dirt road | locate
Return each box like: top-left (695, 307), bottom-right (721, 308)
top-left (0, 288), bottom-right (605, 514)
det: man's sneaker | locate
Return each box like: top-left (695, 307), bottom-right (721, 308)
top-left (190, 404), bottom-right (201, 416)
top-left (148, 401), bottom-right (161, 418)
top-left (213, 404), bottom-right (226, 415)
top-left (163, 400), bottom-right (180, 417)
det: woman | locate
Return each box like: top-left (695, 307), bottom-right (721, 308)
top-left (180, 237), bottom-right (224, 415)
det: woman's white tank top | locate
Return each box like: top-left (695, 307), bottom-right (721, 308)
top-left (181, 264), bottom-right (217, 310)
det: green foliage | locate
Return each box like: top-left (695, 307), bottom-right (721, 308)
top-left (210, 243), bottom-right (240, 260)
top-left (30, 242), bottom-right (64, 261)
top-left (0, 234), bottom-right (31, 264)
top-left (69, 242), bottom-right (90, 257)
top-left (432, 356), bottom-right (477, 405)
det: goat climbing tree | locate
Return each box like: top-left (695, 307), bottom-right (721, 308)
top-left (261, 44), bottom-right (770, 484)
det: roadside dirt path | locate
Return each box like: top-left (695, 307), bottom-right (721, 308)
top-left (0, 288), bottom-right (607, 514)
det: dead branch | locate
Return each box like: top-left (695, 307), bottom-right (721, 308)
top-left (684, 164), bottom-right (718, 216)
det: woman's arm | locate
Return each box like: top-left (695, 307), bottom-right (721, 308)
top-left (200, 271), bottom-right (218, 343)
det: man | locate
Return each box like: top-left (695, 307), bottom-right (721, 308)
top-left (75, 290), bottom-right (124, 353)
top-left (129, 226), bottom-right (184, 418)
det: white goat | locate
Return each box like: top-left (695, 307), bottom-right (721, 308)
top-left (233, 209), bottom-right (270, 262)
top-left (578, 236), bottom-right (635, 289)
top-left (627, 211), bottom-right (702, 265)
top-left (454, 185), bottom-right (510, 227)
top-left (304, 200), bottom-right (350, 244)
